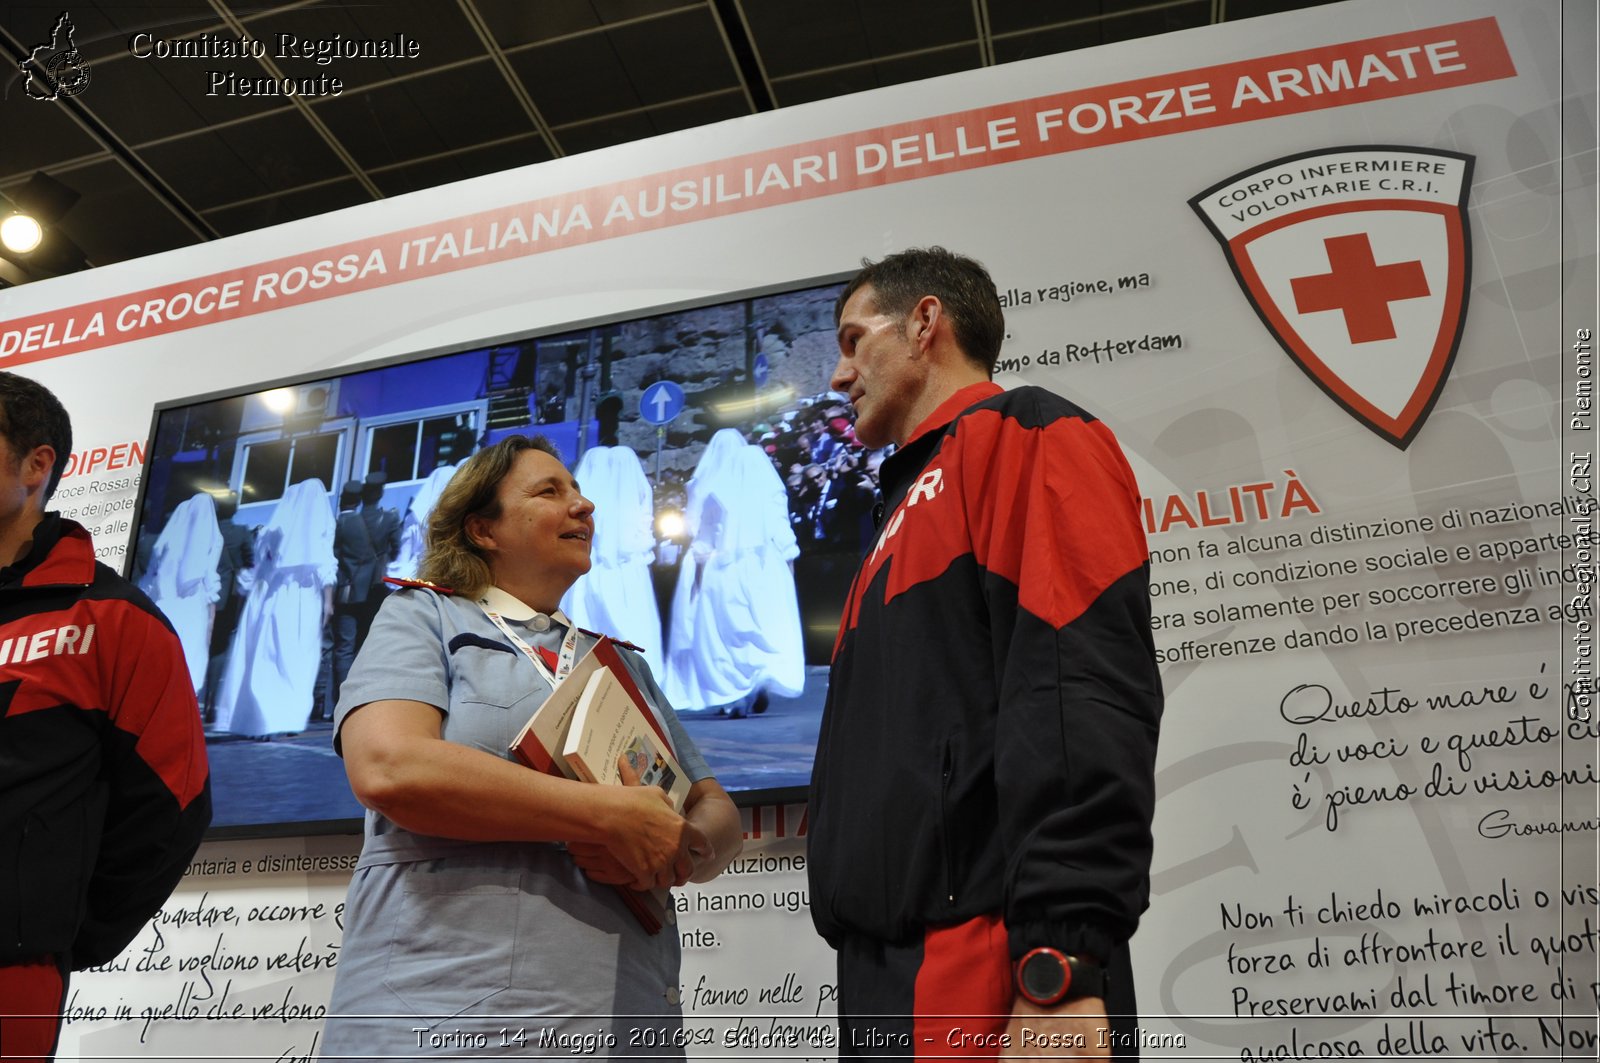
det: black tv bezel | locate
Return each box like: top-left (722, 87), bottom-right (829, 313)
top-left (125, 270), bottom-right (856, 839)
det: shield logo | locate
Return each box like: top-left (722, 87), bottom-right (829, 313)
top-left (1191, 147), bottom-right (1474, 448)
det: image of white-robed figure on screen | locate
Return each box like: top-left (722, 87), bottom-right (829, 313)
top-left (212, 478), bottom-right (336, 737)
top-left (662, 428), bottom-right (803, 716)
top-left (386, 461), bottom-right (459, 581)
top-left (140, 491), bottom-right (223, 697)
top-left (560, 444), bottom-right (664, 663)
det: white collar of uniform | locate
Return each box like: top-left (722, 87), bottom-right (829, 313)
top-left (479, 585), bottom-right (570, 631)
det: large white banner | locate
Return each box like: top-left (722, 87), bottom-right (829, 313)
top-left (2, 0), bottom-right (1594, 1058)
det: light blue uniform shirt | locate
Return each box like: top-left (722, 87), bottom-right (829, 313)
top-left (320, 586), bottom-right (710, 1059)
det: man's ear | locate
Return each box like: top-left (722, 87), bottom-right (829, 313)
top-left (910, 295), bottom-right (942, 351)
top-left (21, 445), bottom-right (55, 493)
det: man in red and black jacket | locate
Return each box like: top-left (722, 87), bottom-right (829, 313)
top-left (0, 373), bottom-right (211, 1062)
top-left (808, 249), bottom-right (1162, 1059)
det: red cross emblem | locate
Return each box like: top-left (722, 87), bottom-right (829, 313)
top-left (1191, 147), bottom-right (1474, 448)
top-left (1291, 234), bottom-right (1431, 344)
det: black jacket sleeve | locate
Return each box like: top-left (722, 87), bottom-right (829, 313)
top-left (963, 392), bottom-right (1163, 963)
top-left (74, 605), bottom-right (211, 968)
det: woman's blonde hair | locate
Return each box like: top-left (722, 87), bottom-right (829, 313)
top-left (419, 434), bottom-right (560, 596)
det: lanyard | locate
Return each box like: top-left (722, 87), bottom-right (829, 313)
top-left (477, 599), bottom-right (581, 688)
top-left (479, 595), bottom-right (684, 767)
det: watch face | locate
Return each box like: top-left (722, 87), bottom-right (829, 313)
top-left (1019, 949), bottom-right (1069, 1004)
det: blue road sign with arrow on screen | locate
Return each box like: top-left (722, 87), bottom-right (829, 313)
top-left (640, 380), bottom-right (686, 426)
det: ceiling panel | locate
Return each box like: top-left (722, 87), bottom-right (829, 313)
top-left (992, 1), bottom-right (1211, 64)
top-left (315, 59), bottom-right (535, 171)
top-left (985, 0), bottom-right (1076, 37)
top-left (18, 1), bottom-right (223, 65)
top-left (474, 0), bottom-right (701, 50)
top-left (739, 1), bottom-right (872, 79)
top-left (507, 29), bottom-right (641, 128)
top-left (592, 0), bottom-right (708, 23)
top-left (552, 110), bottom-right (661, 157)
top-left (1225, 0), bottom-right (1341, 19)
top-left (48, 158), bottom-right (201, 266)
top-left (606, 7), bottom-right (743, 103)
top-left (68, 48), bottom-right (289, 145)
top-left (242, 0), bottom-right (486, 92)
top-left (1092, 1), bottom-right (1212, 48)
top-left (507, 6), bottom-right (741, 132)
top-left (0, 90), bottom-right (105, 181)
top-left (743, 0), bottom-right (974, 80)
top-left (644, 90), bottom-right (751, 136)
top-left (987, 0), bottom-right (1202, 36)
top-left (202, 176), bottom-right (371, 237)
top-left (139, 107), bottom-right (351, 210)
top-left (370, 136), bottom-right (556, 198)
top-left (775, 45), bottom-right (978, 108)
top-left (552, 86), bottom-right (753, 157)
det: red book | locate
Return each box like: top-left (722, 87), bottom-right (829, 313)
top-left (508, 636), bottom-right (675, 934)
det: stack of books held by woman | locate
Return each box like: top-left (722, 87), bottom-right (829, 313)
top-left (509, 637), bottom-right (690, 933)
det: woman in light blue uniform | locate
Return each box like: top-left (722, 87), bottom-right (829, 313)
top-left (319, 435), bottom-right (742, 1059)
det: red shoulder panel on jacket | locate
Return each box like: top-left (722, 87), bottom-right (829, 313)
top-left (840, 406), bottom-right (1148, 639)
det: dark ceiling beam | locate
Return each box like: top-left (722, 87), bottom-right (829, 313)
top-left (549, 86), bottom-right (747, 135)
top-left (709, 0), bottom-right (775, 112)
top-left (0, 255), bottom-right (33, 287)
top-left (972, 0), bottom-right (996, 66)
top-left (769, 40), bottom-right (972, 88)
top-left (455, 0), bottom-right (565, 158)
top-left (208, 0), bottom-right (383, 201)
top-left (499, 5), bottom-right (719, 54)
top-left (990, 0), bottom-right (1207, 44)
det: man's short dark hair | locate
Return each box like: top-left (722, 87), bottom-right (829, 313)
top-left (835, 247), bottom-right (1005, 373)
top-left (0, 372), bottom-right (72, 501)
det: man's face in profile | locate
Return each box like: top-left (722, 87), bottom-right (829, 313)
top-left (831, 285), bottom-right (920, 449)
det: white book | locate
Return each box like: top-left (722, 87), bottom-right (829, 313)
top-left (561, 667), bottom-right (690, 812)
top-left (508, 636), bottom-right (619, 779)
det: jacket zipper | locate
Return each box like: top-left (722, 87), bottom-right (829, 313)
top-left (13, 821), bottom-right (26, 949)
top-left (940, 740), bottom-right (957, 906)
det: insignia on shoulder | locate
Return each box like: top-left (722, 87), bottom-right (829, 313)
top-left (384, 576), bottom-right (455, 594)
top-left (579, 627), bottom-right (644, 652)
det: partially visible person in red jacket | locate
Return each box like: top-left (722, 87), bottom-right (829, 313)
top-left (0, 372), bottom-right (211, 1062)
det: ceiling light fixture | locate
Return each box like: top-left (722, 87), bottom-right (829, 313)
top-left (0, 213), bottom-right (43, 254)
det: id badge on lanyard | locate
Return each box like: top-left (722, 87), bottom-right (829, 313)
top-left (478, 601), bottom-right (580, 687)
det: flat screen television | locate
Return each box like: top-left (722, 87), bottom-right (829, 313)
top-left (125, 275), bottom-right (881, 838)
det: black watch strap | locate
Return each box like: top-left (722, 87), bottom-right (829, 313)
top-left (1014, 948), bottom-right (1109, 1007)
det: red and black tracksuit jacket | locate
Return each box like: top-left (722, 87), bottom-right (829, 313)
top-left (807, 383), bottom-right (1161, 1050)
top-left (0, 515), bottom-right (211, 972)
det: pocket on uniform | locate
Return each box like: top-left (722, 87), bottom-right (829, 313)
top-left (382, 867), bottom-right (520, 1020)
top-left (451, 646), bottom-right (538, 713)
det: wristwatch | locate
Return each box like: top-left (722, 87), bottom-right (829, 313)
top-left (1014, 948), bottom-right (1109, 1007)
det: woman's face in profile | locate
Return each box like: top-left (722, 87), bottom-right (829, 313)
top-left (471, 448), bottom-right (595, 586)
